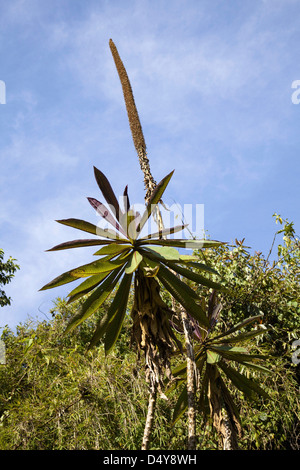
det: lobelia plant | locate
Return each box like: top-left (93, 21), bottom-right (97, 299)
top-left (40, 165), bottom-right (225, 447)
top-left (169, 290), bottom-right (271, 450)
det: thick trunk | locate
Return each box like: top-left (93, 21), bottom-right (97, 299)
top-left (207, 365), bottom-right (239, 450)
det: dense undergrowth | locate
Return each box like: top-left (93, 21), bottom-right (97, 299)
top-left (0, 215), bottom-right (299, 450)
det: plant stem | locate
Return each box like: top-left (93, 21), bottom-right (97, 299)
top-left (141, 386), bottom-right (157, 450)
top-left (180, 309), bottom-right (197, 449)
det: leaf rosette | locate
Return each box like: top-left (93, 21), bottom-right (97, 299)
top-left (40, 168), bottom-right (225, 354)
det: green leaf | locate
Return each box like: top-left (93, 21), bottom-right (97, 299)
top-left (206, 349), bottom-right (220, 364)
top-left (212, 315), bottom-right (264, 342)
top-left (140, 224), bottom-right (188, 240)
top-left (88, 311), bottom-right (111, 349)
top-left (213, 327), bottom-right (269, 345)
top-left (46, 239), bottom-right (118, 251)
top-left (67, 272), bottom-right (110, 304)
top-left (218, 361), bottom-right (270, 399)
top-left (125, 251), bottom-right (143, 274)
top-left (171, 384), bottom-right (188, 425)
top-left (136, 170), bottom-right (174, 233)
top-left (104, 273), bottom-right (133, 354)
top-left (239, 362), bottom-right (272, 375)
top-left (211, 345), bottom-right (248, 354)
top-left (210, 345), bottom-right (268, 364)
top-left (65, 267), bottom-right (124, 334)
top-left (56, 218), bottom-right (127, 241)
top-left (156, 265), bottom-right (209, 327)
top-left (39, 270), bottom-right (79, 291)
top-left (185, 239), bottom-right (226, 249)
top-left (138, 238), bottom-right (225, 249)
top-left (177, 259), bottom-right (220, 276)
top-left (93, 243), bottom-right (131, 256)
top-left (70, 254), bottom-right (129, 277)
top-left (142, 245), bottom-right (181, 261)
top-left (171, 360), bottom-right (187, 379)
top-left (164, 262), bottom-right (225, 291)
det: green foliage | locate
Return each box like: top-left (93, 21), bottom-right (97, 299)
top-left (0, 287), bottom-right (299, 450)
top-left (194, 214), bottom-right (300, 350)
top-left (1, 213), bottom-right (299, 450)
top-left (0, 249), bottom-right (19, 307)
top-left (0, 304), bottom-right (185, 450)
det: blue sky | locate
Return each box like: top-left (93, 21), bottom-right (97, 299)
top-left (1, 0), bottom-right (300, 329)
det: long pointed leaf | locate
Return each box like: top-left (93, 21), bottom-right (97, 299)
top-left (210, 345), bottom-right (268, 364)
top-left (70, 254), bottom-right (129, 277)
top-left (104, 273), bottom-right (133, 354)
top-left (157, 264), bottom-right (201, 300)
top-left (46, 239), bottom-right (117, 252)
top-left (93, 243), bottom-right (130, 256)
top-left (218, 361), bottom-right (270, 399)
top-left (138, 238), bottom-right (225, 249)
top-left (88, 311), bottom-right (111, 349)
top-left (126, 209), bottom-right (138, 240)
top-left (65, 267), bottom-right (124, 334)
top-left (93, 166), bottom-right (123, 223)
top-left (239, 362), bottom-right (272, 375)
top-left (87, 197), bottom-right (127, 237)
top-left (164, 262), bottom-right (225, 291)
top-left (212, 315), bottom-right (264, 342)
top-left (56, 218), bottom-right (127, 241)
top-left (136, 170), bottom-right (174, 233)
top-left (172, 384), bottom-right (188, 425)
top-left (213, 327), bottom-right (269, 345)
top-left (207, 350), bottom-right (220, 364)
top-left (142, 246), bottom-right (181, 261)
top-left (156, 265), bottom-right (209, 327)
top-left (67, 272), bottom-right (110, 303)
top-left (140, 224), bottom-right (188, 240)
top-left (176, 259), bottom-right (220, 276)
top-left (123, 185), bottom-right (130, 213)
top-left (39, 270), bottom-right (79, 291)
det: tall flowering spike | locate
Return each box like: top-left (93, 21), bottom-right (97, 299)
top-left (109, 38), bottom-right (157, 203)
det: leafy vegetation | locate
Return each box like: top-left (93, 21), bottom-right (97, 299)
top-left (0, 249), bottom-right (19, 307)
top-left (0, 215), bottom-right (299, 450)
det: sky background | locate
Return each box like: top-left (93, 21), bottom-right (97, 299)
top-left (1, 0), bottom-right (300, 330)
